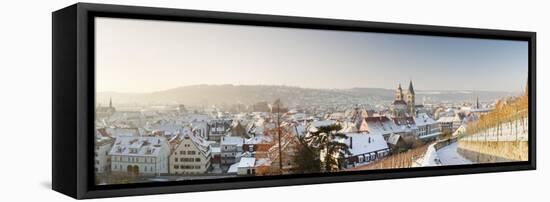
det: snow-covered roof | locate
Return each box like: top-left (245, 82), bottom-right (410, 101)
top-left (437, 116), bottom-right (459, 123)
top-left (255, 158), bottom-right (271, 167)
top-left (179, 131), bottom-right (211, 157)
top-left (221, 136), bottom-right (244, 146)
top-left (211, 146), bottom-right (221, 154)
top-left (364, 116), bottom-right (402, 134)
top-left (387, 134), bottom-right (401, 145)
top-left (95, 130), bottom-right (113, 146)
top-left (227, 163), bottom-right (239, 173)
top-left (238, 157), bottom-right (256, 168)
top-left (109, 136), bottom-right (168, 157)
top-left (415, 113), bottom-right (437, 127)
top-left (105, 127), bottom-right (140, 137)
top-left (328, 112), bottom-right (346, 120)
top-left (245, 135), bottom-right (272, 145)
top-left (310, 120), bottom-right (337, 128)
top-left (145, 120), bottom-right (183, 135)
top-left (339, 132), bottom-right (389, 157)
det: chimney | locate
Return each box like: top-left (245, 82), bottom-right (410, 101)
top-left (368, 137), bottom-right (371, 143)
top-left (350, 137), bottom-right (353, 149)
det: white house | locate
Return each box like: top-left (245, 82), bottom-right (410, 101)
top-left (220, 136), bottom-right (244, 168)
top-left (437, 114), bottom-right (462, 134)
top-left (414, 113), bottom-right (441, 141)
top-left (109, 136), bottom-right (170, 176)
top-left (236, 157), bottom-right (256, 175)
top-left (337, 132), bottom-right (390, 168)
top-left (170, 133), bottom-right (212, 175)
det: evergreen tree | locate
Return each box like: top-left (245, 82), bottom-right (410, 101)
top-left (303, 124), bottom-right (351, 172)
top-left (293, 137), bottom-right (321, 174)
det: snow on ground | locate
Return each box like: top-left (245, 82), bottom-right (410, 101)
top-left (436, 142), bottom-right (472, 165)
top-left (463, 121), bottom-right (528, 142)
top-left (416, 142), bottom-right (472, 167)
top-left (418, 143), bottom-right (441, 167)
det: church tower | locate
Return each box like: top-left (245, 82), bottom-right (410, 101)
top-left (406, 80), bottom-right (415, 116)
top-left (395, 84), bottom-right (404, 101)
top-left (109, 97), bottom-right (113, 108)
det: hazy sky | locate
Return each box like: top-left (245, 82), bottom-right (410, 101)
top-left (95, 17), bottom-right (528, 93)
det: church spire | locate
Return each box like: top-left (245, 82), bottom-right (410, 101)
top-left (408, 80), bottom-right (415, 95)
top-left (395, 83), bottom-right (404, 101)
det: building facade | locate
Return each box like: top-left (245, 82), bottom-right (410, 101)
top-left (95, 130), bottom-right (114, 173)
top-left (169, 134), bottom-right (211, 174)
top-left (109, 136), bottom-right (170, 176)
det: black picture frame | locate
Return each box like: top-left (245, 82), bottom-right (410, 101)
top-left (52, 2), bottom-right (536, 199)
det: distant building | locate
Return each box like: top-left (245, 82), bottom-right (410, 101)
top-left (220, 136), bottom-right (244, 169)
top-left (96, 97), bottom-right (116, 118)
top-left (105, 127), bottom-right (140, 137)
top-left (109, 136), bottom-right (170, 176)
top-left (207, 119), bottom-right (231, 141)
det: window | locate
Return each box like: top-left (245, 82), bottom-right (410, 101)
top-left (195, 158), bottom-right (201, 162)
top-left (174, 165), bottom-right (179, 169)
top-left (175, 158), bottom-right (178, 162)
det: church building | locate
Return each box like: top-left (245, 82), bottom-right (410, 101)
top-left (392, 80), bottom-right (416, 117)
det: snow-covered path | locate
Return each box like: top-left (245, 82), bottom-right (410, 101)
top-left (437, 142), bottom-right (472, 165)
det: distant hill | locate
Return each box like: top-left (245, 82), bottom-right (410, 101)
top-left (96, 84), bottom-right (520, 107)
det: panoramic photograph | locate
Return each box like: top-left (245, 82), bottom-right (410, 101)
top-left (94, 17), bottom-right (529, 185)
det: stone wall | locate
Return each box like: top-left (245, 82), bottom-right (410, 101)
top-left (457, 140), bottom-right (528, 163)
